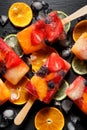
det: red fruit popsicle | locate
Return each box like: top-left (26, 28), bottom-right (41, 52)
top-left (26, 52), bottom-right (71, 104)
top-left (66, 76), bottom-right (87, 114)
top-left (17, 11), bottom-right (64, 54)
top-left (0, 38), bottom-right (29, 85)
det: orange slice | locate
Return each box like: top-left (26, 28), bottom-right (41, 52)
top-left (5, 76), bottom-right (30, 105)
top-left (73, 20), bottom-right (87, 42)
top-left (35, 107), bottom-right (64, 130)
top-left (8, 2), bottom-right (33, 27)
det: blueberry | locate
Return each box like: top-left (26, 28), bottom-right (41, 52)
top-left (48, 81), bottom-right (55, 89)
top-left (44, 39), bottom-right (50, 45)
top-left (37, 66), bottom-right (49, 77)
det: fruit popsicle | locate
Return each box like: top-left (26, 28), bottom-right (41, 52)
top-left (17, 5), bottom-right (87, 54)
top-left (26, 52), bottom-right (71, 103)
top-left (66, 76), bottom-right (87, 114)
top-left (0, 38), bottom-right (29, 85)
top-left (71, 32), bottom-right (87, 60)
top-left (17, 11), bottom-right (64, 54)
top-left (14, 52), bottom-right (70, 125)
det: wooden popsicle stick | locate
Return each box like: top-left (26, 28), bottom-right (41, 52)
top-left (62, 5), bottom-right (87, 25)
top-left (14, 5), bottom-right (87, 126)
top-left (14, 97), bottom-right (36, 125)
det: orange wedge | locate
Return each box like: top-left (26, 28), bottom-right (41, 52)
top-left (73, 20), bottom-right (87, 42)
top-left (35, 107), bottom-right (64, 130)
top-left (8, 2), bottom-right (33, 27)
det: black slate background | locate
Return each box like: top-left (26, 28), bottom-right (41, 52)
top-left (0, 0), bottom-right (87, 130)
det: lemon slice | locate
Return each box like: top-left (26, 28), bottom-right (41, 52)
top-left (72, 56), bottom-right (87, 75)
top-left (54, 80), bottom-right (69, 101)
top-left (57, 10), bottom-right (71, 33)
top-left (4, 34), bottom-right (23, 57)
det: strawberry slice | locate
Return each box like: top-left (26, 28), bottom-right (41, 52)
top-left (31, 29), bottom-right (45, 45)
top-left (31, 20), bottom-right (45, 45)
top-left (46, 52), bottom-right (65, 72)
top-left (0, 38), bottom-right (21, 69)
top-left (5, 51), bottom-right (21, 69)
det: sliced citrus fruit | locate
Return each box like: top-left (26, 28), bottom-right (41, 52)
top-left (30, 46), bottom-right (57, 72)
top-left (8, 2), bottom-right (33, 27)
top-left (4, 34), bottom-right (23, 57)
top-left (73, 20), bottom-right (87, 42)
top-left (5, 77), bottom-right (30, 105)
top-left (35, 107), bottom-right (64, 130)
top-left (72, 56), bottom-right (87, 75)
top-left (54, 80), bottom-right (69, 101)
top-left (57, 11), bottom-right (71, 33)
